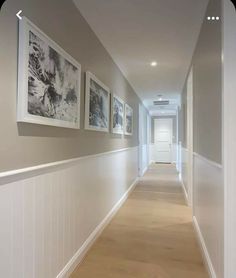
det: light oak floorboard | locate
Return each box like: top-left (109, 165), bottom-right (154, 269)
top-left (71, 164), bottom-right (208, 278)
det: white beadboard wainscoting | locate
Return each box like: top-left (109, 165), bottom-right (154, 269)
top-left (0, 147), bottom-right (139, 278)
top-left (140, 144), bottom-right (149, 176)
top-left (149, 143), bottom-right (155, 163)
top-left (176, 142), bottom-right (182, 173)
top-left (181, 147), bottom-right (188, 203)
top-left (172, 143), bottom-right (178, 164)
top-left (193, 152), bottom-right (223, 278)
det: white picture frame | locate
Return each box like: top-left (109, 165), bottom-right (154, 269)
top-left (125, 103), bottom-right (133, 136)
top-left (84, 72), bottom-right (110, 132)
top-left (17, 17), bottom-right (81, 129)
top-left (112, 94), bottom-right (125, 134)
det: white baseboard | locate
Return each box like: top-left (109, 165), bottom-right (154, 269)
top-left (193, 216), bottom-right (216, 278)
top-left (56, 177), bottom-right (139, 278)
top-left (141, 166), bottom-right (148, 176)
top-left (181, 182), bottom-right (188, 205)
top-left (140, 161), bottom-right (153, 177)
top-left (179, 175), bottom-right (188, 205)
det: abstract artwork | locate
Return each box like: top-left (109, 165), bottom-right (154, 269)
top-left (125, 104), bottom-right (133, 135)
top-left (85, 72), bottom-right (110, 132)
top-left (112, 95), bottom-right (124, 134)
top-left (17, 17), bottom-right (81, 129)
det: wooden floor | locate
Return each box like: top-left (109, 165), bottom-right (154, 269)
top-left (71, 164), bottom-right (208, 278)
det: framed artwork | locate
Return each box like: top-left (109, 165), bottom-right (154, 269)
top-left (85, 72), bottom-right (110, 132)
top-left (17, 17), bottom-right (81, 129)
top-left (112, 95), bottom-right (124, 134)
top-left (125, 104), bottom-right (133, 135)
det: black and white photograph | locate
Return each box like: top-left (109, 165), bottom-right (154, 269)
top-left (17, 17), bottom-right (81, 129)
top-left (85, 72), bottom-right (110, 132)
top-left (112, 95), bottom-right (124, 134)
top-left (125, 104), bottom-right (133, 135)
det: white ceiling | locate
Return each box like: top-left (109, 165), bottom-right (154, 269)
top-left (73, 0), bottom-right (208, 113)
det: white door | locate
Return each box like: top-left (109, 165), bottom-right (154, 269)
top-left (154, 118), bottom-right (173, 163)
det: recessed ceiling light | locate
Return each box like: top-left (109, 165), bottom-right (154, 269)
top-left (150, 61), bottom-right (157, 67)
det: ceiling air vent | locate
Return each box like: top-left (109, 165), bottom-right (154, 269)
top-left (153, 100), bottom-right (170, 106)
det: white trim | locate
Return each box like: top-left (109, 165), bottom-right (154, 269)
top-left (179, 173), bottom-right (188, 205)
top-left (141, 166), bottom-right (148, 177)
top-left (138, 104), bottom-right (143, 176)
top-left (147, 114), bottom-right (151, 165)
top-left (181, 181), bottom-right (188, 205)
top-left (138, 143), bottom-right (150, 177)
top-left (187, 68), bottom-right (193, 209)
top-left (0, 147), bottom-right (138, 185)
top-left (193, 216), bottom-right (217, 278)
top-left (56, 177), bottom-right (139, 278)
top-left (180, 147), bottom-right (191, 206)
top-left (171, 143), bottom-right (178, 164)
top-left (176, 141), bottom-right (182, 174)
top-left (193, 152), bottom-right (222, 169)
top-left (222, 2), bottom-right (236, 277)
top-left (181, 146), bottom-right (188, 153)
top-left (153, 118), bottom-right (173, 163)
top-left (176, 109), bottom-right (179, 172)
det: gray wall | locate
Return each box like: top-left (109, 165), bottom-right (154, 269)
top-left (0, 0), bottom-right (142, 172)
top-left (192, 0), bottom-right (222, 164)
top-left (190, 0), bottom-right (224, 277)
top-left (151, 116), bottom-right (177, 144)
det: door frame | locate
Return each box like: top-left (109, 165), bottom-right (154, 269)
top-left (154, 117), bottom-right (173, 163)
top-left (138, 104), bottom-right (143, 177)
top-left (187, 67), bottom-right (193, 209)
top-left (146, 113), bottom-right (151, 165)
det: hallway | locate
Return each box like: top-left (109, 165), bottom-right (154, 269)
top-left (0, 0), bottom-right (233, 276)
top-left (71, 165), bottom-right (208, 278)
